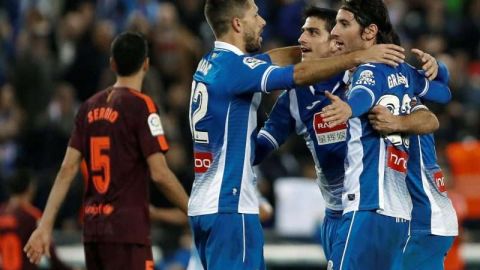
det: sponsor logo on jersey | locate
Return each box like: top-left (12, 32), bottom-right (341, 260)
top-left (194, 152), bottom-right (213, 173)
top-left (243, 57), bottom-right (266, 69)
top-left (313, 113), bottom-right (347, 145)
top-left (387, 145), bottom-right (408, 173)
top-left (84, 203), bottom-right (114, 216)
top-left (148, 113), bottom-right (164, 136)
top-left (434, 170), bottom-right (447, 193)
top-left (355, 70), bottom-right (375, 86)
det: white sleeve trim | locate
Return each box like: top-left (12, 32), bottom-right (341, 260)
top-left (258, 130), bottom-right (279, 149)
top-left (418, 78), bottom-right (430, 97)
top-left (261, 66), bottom-right (279, 93)
top-left (350, 85), bottom-right (376, 108)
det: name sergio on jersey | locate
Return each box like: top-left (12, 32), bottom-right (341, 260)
top-left (87, 107), bottom-right (119, 124)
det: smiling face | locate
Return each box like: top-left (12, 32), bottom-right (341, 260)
top-left (330, 8), bottom-right (366, 53)
top-left (240, 0), bottom-right (266, 53)
top-left (298, 17), bottom-right (337, 61)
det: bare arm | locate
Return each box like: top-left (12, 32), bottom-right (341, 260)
top-left (368, 105), bottom-right (439, 135)
top-left (149, 205), bottom-right (188, 226)
top-left (147, 153), bottom-right (189, 214)
top-left (293, 44), bottom-right (405, 85)
top-left (266, 46), bottom-right (301, 66)
top-left (24, 147), bottom-right (81, 264)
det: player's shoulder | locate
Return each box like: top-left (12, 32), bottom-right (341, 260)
top-left (20, 203), bottom-right (42, 220)
top-left (120, 89), bottom-right (158, 114)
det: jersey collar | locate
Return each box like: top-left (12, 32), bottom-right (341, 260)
top-left (214, 41), bottom-right (244, 56)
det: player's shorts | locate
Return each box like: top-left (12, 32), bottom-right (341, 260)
top-left (189, 213), bottom-right (265, 270)
top-left (329, 210), bottom-right (409, 270)
top-left (402, 234), bottom-right (454, 270)
top-left (320, 208), bottom-right (343, 261)
top-left (84, 242), bottom-right (153, 270)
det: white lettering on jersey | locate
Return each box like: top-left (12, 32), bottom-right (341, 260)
top-left (243, 57), bottom-right (266, 69)
top-left (148, 113), bottom-right (164, 136)
top-left (196, 59), bottom-right (212, 75)
top-left (355, 70), bottom-right (376, 85)
top-left (313, 113), bottom-right (347, 145)
top-left (387, 72), bottom-right (409, 88)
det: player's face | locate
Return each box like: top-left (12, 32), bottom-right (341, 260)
top-left (331, 9), bottom-right (366, 53)
top-left (242, 1), bottom-right (266, 53)
top-left (298, 17), bottom-right (334, 61)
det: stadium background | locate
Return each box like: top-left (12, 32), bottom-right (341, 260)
top-left (0, 0), bottom-right (479, 269)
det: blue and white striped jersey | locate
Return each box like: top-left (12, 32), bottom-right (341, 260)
top-left (407, 106), bottom-right (458, 236)
top-left (256, 73), bottom-right (347, 211)
top-left (188, 41), bottom-right (295, 216)
top-left (343, 62), bottom-right (436, 220)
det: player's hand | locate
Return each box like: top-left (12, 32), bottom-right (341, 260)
top-left (368, 105), bottom-right (402, 134)
top-left (357, 44), bottom-right (405, 67)
top-left (412, 48), bottom-right (438, 80)
top-left (321, 91), bottom-right (352, 127)
top-left (24, 227), bottom-right (52, 265)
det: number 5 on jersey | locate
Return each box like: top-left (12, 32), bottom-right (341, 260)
top-left (90, 137), bottom-right (111, 194)
top-left (190, 81), bottom-right (209, 144)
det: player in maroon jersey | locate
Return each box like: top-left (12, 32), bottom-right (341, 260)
top-left (24, 32), bottom-right (189, 270)
top-left (0, 170), bottom-right (73, 270)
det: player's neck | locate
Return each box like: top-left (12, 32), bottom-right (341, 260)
top-left (113, 76), bottom-right (143, 92)
top-left (217, 33), bottom-right (246, 54)
top-left (7, 195), bottom-right (30, 208)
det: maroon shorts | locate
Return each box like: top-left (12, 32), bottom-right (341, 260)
top-left (84, 242), bottom-right (153, 270)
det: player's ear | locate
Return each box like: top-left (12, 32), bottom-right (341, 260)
top-left (232, 17), bottom-right (242, 33)
top-left (362, 24), bottom-right (378, 41)
top-left (110, 57), bottom-right (118, 72)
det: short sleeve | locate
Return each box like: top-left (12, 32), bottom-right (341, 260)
top-left (131, 92), bottom-right (169, 158)
top-left (349, 64), bottom-right (386, 109)
top-left (227, 55), bottom-right (295, 95)
top-left (68, 103), bottom-right (87, 154)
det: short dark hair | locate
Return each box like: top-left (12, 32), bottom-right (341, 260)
top-left (304, 7), bottom-right (337, 33)
top-left (110, 32), bottom-right (148, 76)
top-left (204, 0), bottom-right (250, 38)
top-left (340, 0), bottom-right (397, 44)
top-left (6, 169), bottom-right (33, 195)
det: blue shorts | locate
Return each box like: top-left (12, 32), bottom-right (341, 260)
top-left (320, 208), bottom-right (343, 261)
top-left (330, 211), bottom-right (409, 270)
top-left (189, 213), bottom-right (265, 270)
top-left (402, 234), bottom-right (454, 270)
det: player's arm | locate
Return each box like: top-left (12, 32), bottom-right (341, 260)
top-left (254, 91), bottom-right (295, 165)
top-left (147, 153), bottom-right (189, 214)
top-left (265, 46), bottom-right (301, 66)
top-left (24, 147), bottom-right (81, 265)
top-left (149, 205), bottom-right (188, 226)
top-left (236, 44), bottom-right (404, 95)
top-left (293, 44), bottom-right (405, 85)
top-left (368, 105), bottom-right (439, 135)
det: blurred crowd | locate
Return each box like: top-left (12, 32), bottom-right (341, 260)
top-left (0, 0), bottom-right (479, 266)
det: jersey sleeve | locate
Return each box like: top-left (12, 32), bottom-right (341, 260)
top-left (132, 93), bottom-right (170, 158)
top-left (68, 103), bottom-right (87, 154)
top-left (252, 53), bottom-right (272, 63)
top-left (227, 55), bottom-right (295, 95)
top-left (254, 91), bottom-right (295, 164)
top-left (347, 64), bottom-right (386, 117)
top-left (412, 71), bottom-right (451, 104)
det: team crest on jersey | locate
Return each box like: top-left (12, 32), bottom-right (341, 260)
top-left (243, 57), bottom-right (266, 69)
top-left (355, 70), bottom-right (375, 86)
top-left (148, 113), bottom-right (164, 136)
